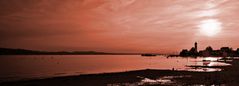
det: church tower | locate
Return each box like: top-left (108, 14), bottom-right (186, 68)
top-left (195, 42), bottom-right (198, 52)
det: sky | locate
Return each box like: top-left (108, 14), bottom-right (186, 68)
top-left (1, 0), bottom-right (239, 53)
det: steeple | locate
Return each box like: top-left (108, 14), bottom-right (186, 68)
top-left (195, 42), bottom-right (198, 52)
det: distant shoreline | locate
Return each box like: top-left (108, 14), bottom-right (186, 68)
top-left (0, 48), bottom-right (162, 55)
top-left (0, 54), bottom-right (142, 55)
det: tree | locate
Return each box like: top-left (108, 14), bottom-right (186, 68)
top-left (236, 48), bottom-right (239, 56)
top-left (206, 46), bottom-right (213, 51)
top-left (180, 49), bottom-right (189, 57)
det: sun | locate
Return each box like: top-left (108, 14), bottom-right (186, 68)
top-left (198, 19), bottom-right (222, 37)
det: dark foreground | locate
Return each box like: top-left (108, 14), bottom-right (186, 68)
top-left (1, 60), bottom-right (239, 86)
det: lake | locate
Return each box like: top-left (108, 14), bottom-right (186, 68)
top-left (0, 55), bottom-right (230, 82)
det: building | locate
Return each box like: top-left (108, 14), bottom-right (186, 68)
top-left (179, 42), bottom-right (198, 57)
top-left (180, 42), bottom-right (239, 57)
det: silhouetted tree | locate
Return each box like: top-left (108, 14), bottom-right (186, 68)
top-left (237, 48), bottom-right (239, 53)
top-left (221, 47), bottom-right (230, 52)
top-left (180, 49), bottom-right (189, 57)
top-left (206, 46), bottom-right (213, 52)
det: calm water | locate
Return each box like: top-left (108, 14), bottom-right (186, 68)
top-left (0, 55), bottom-right (230, 82)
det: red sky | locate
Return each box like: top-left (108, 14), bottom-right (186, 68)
top-left (1, 0), bottom-right (239, 53)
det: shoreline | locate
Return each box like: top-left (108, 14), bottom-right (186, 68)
top-left (0, 69), bottom-right (215, 86)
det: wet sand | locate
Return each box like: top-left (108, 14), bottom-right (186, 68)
top-left (1, 59), bottom-right (239, 86)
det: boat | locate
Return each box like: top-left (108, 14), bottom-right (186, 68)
top-left (141, 54), bottom-right (157, 56)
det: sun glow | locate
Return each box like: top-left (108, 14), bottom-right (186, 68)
top-left (198, 19), bottom-right (222, 37)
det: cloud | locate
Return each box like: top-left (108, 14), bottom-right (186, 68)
top-left (1, 0), bottom-right (239, 53)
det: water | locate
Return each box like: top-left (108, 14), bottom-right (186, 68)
top-left (108, 75), bottom-right (192, 86)
top-left (0, 55), bottom-right (230, 82)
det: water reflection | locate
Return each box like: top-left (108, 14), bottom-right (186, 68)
top-left (186, 57), bottom-right (231, 72)
top-left (139, 75), bottom-right (192, 85)
top-left (203, 57), bottom-right (220, 61)
top-left (139, 77), bottom-right (173, 85)
top-left (108, 75), bottom-right (191, 86)
top-left (0, 55), bottom-right (233, 82)
top-left (108, 57), bottom-right (232, 86)
top-left (186, 68), bottom-right (222, 72)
